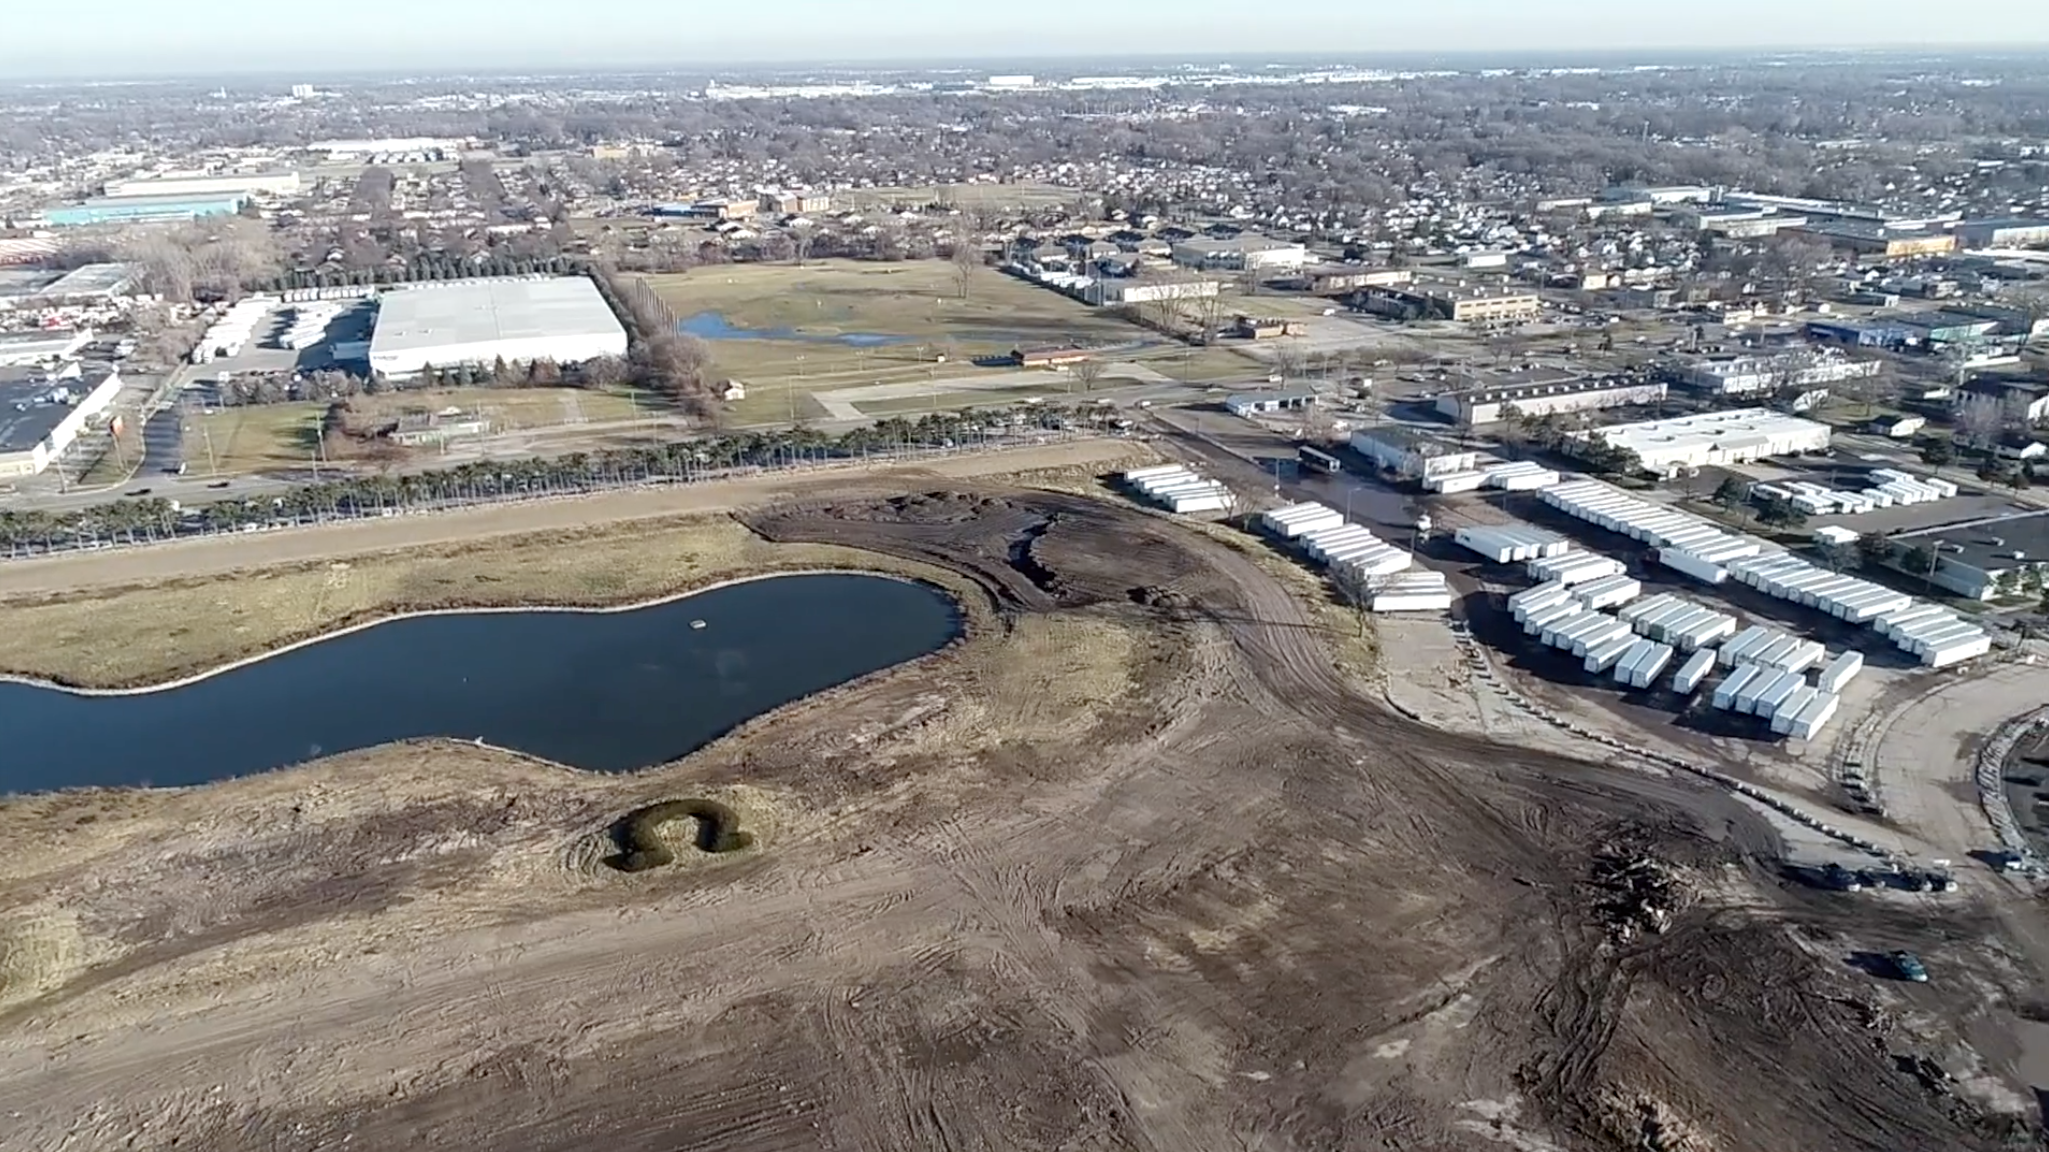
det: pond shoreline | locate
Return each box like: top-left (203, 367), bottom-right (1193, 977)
top-left (0, 562), bottom-right (975, 697)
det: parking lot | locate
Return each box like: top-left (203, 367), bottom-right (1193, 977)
top-left (188, 300), bottom-right (376, 390)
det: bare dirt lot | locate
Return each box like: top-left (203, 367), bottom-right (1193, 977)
top-left (0, 481), bottom-right (2040, 1151)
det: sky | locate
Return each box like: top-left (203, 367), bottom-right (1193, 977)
top-left (6, 0), bottom-right (2049, 77)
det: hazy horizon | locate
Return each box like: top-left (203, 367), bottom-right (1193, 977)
top-left (6, 0), bottom-right (2049, 79)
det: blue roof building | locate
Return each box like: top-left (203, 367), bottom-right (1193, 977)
top-left (42, 192), bottom-right (248, 227)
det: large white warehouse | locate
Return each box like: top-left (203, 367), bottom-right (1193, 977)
top-left (367, 277), bottom-right (628, 379)
top-left (1575, 408), bottom-right (1831, 478)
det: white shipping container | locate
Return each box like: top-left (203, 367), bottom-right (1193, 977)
top-left (1784, 691), bottom-right (1841, 739)
top-left (1572, 575), bottom-right (1643, 611)
top-left (1672, 648), bottom-right (1715, 694)
top-left (1627, 641), bottom-right (1674, 688)
top-left (1573, 620), bottom-right (1636, 658)
top-left (1669, 612), bottom-right (1738, 652)
top-left (1733, 671), bottom-right (1776, 716)
top-left (1753, 670), bottom-right (1803, 718)
top-left (1586, 635), bottom-right (1637, 673)
top-left (1658, 548), bottom-right (1728, 585)
top-left (1925, 634), bottom-right (1993, 668)
top-left (1817, 650), bottom-right (1863, 693)
top-left (1771, 686), bottom-right (1820, 733)
top-left (1716, 625), bottom-right (1773, 667)
top-left (1713, 664), bottom-right (1764, 710)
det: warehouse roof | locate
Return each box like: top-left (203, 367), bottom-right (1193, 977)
top-left (368, 277), bottom-right (624, 357)
top-left (1904, 511), bottom-right (2049, 575)
top-left (37, 262), bottom-right (132, 298)
top-left (0, 371), bottom-right (75, 453)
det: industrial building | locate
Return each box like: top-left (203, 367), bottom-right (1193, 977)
top-left (1292, 265), bottom-right (1411, 294)
top-left (0, 365), bottom-right (123, 478)
top-left (1435, 370), bottom-right (1666, 425)
top-left (366, 277), bottom-right (628, 379)
top-left (1225, 389), bottom-right (1318, 417)
top-left (1895, 512), bottom-right (2049, 600)
top-left (1357, 282), bottom-right (1541, 323)
top-left (102, 171), bottom-right (301, 199)
top-left (0, 329), bottom-right (94, 367)
top-left (1794, 220), bottom-right (1958, 258)
top-left (1663, 350), bottom-right (1881, 396)
top-left (42, 193), bottom-right (248, 227)
top-left (1575, 409), bottom-right (1832, 477)
top-left (1349, 426), bottom-right (1478, 481)
top-left (1955, 377), bottom-right (2049, 425)
top-left (1955, 218), bottom-right (2049, 249)
top-left (1168, 235), bottom-right (1309, 273)
top-left (1089, 278), bottom-right (1223, 305)
top-left (34, 263), bottom-right (133, 301)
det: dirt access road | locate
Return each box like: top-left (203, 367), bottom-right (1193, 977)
top-left (0, 485), bottom-right (2034, 1151)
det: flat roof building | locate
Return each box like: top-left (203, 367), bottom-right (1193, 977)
top-left (42, 193), bottom-right (248, 227)
top-left (35, 263), bottom-right (133, 301)
top-left (1437, 371), bottom-right (1666, 426)
top-left (103, 171), bottom-right (301, 200)
top-left (1896, 511), bottom-right (2049, 600)
top-left (1359, 282), bottom-right (1541, 324)
top-left (1576, 408), bottom-right (1831, 478)
top-left (0, 329), bottom-right (94, 367)
top-left (0, 365), bottom-right (123, 478)
top-left (1663, 350), bottom-right (1881, 396)
top-left (1350, 425), bottom-right (1479, 480)
top-left (366, 277), bottom-right (628, 379)
top-left (1169, 235), bottom-right (1309, 273)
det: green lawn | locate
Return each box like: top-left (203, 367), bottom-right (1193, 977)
top-left (646, 259), bottom-right (1152, 425)
top-left (189, 387), bottom-right (656, 474)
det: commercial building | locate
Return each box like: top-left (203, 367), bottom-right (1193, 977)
top-left (1955, 218), bottom-right (2049, 249)
top-left (758, 188), bottom-right (831, 215)
top-left (1575, 408), bottom-right (1831, 478)
top-left (1293, 265), bottom-right (1411, 294)
top-left (1954, 377), bottom-right (2049, 425)
top-left (1358, 282), bottom-right (1541, 324)
top-left (366, 277), bottom-right (628, 379)
top-left (1794, 220), bottom-right (1958, 258)
top-left (1896, 512), bottom-right (2049, 600)
top-left (34, 262), bottom-right (132, 301)
top-left (1663, 350), bottom-right (1881, 396)
top-left (308, 137), bottom-right (467, 157)
top-left (1090, 278), bottom-right (1223, 305)
top-left (1435, 370), bottom-right (1666, 426)
top-left (102, 171), bottom-right (301, 199)
top-left (1349, 426), bottom-right (1478, 481)
top-left (0, 366), bottom-right (123, 478)
top-left (1168, 235), bottom-right (1309, 273)
top-left (0, 329), bottom-right (93, 366)
top-left (1225, 388), bottom-right (1318, 416)
top-left (42, 193), bottom-right (247, 227)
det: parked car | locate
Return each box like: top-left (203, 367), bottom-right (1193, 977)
top-left (1889, 950), bottom-right (1930, 983)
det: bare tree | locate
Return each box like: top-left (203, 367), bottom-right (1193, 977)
top-left (1193, 291), bottom-right (1230, 347)
top-left (1271, 339), bottom-right (1305, 383)
top-left (1069, 358), bottom-right (1105, 393)
top-left (792, 227), bottom-right (815, 266)
top-left (950, 242), bottom-right (981, 299)
top-left (1956, 395), bottom-right (2004, 449)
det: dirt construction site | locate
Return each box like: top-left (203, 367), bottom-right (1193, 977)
top-left (1, 452), bottom-right (2047, 1150)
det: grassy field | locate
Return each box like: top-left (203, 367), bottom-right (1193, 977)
top-left (645, 260), bottom-right (1151, 424)
top-left (832, 182), bottom-right (1077, 212)
top-left (0, 516), bottom-right (982, 690)
top-left (189, 387), bottom-right (652, 474)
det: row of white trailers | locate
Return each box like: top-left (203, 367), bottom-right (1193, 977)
top-left (1755, 469), bottom-right (1956, 517)
top-left (1726, 553), bottom-right (1989, 668)
top-left (1426, 459), bottom-right (1563, 495)
top-left (192, 294), bottom-right (280, 363)
top-left (1545, 480), bottom-right (1990, 670)
top-left (1121, 465), bottom-right (1234, 515)
top-left (1259, 502), bottom-right (1453, 612)
top-left (1510, 599), bottom-right (1675, 687)
top-left (1711, 663), bottom-right (1843, 739)
top-left (1452, 525), bottom-right (1571, 564)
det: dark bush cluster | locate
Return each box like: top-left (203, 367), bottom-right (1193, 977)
top-left (609, 798), bottom-right (753, 872)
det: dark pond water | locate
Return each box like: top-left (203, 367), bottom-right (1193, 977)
top-left (677, 310), bottom-right (913, 347)
top-left (0, 573), bottom-right (960, 793)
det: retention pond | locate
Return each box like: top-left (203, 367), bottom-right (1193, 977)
top-left (0, 573), bottom-right (960, 792)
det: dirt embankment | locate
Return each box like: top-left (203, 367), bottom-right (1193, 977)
top-left (0, 486), bottom-right (2030, 1152)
